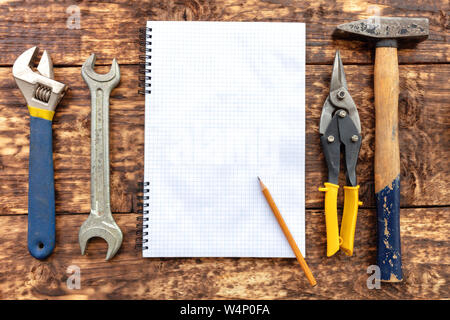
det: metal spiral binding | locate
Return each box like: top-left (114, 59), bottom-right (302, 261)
top-left (136, 27), bottom-right (152, 251)
top-left (34, 85), bottom-right (52, 103)
top-left (136, 181), bottom-right (150, 250)
top-left (138, 27), bottom-right (152, 95)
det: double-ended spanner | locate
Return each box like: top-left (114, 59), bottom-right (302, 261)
top-left (79, 54), bottom-right (122, 260)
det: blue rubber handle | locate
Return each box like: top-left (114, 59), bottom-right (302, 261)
top-left (375, 175), bottom-right (402, 281)
top-left (28, 116), bottom-right (56, 259)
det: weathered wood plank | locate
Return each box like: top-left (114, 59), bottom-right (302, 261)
top-left (0, 0), bottom-right (447, 66)
top-left (0, 208), bottom-right (447, 299)
top-left (0, 64), bottom-right (448, 214)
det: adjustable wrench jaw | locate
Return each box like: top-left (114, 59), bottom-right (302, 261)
top-left (13, 47), bottom-right (67, 112)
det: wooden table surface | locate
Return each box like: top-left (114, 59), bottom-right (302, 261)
top-left (0, 0), bottom-right (448, 300)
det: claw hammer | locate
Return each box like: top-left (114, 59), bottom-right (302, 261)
top-left (334, 17), bottom-right (429, 282)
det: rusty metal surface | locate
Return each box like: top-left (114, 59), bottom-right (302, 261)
top-left (335, 17), bottom-right (429, 42)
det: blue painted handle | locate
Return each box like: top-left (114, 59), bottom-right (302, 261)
top-left (28, 116), bottom-right (56, 259)
top-left (376, 175), bottom-right (402, 281)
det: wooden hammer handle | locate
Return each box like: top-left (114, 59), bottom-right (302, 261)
top-left (374, 46), bottom-right (403, 282)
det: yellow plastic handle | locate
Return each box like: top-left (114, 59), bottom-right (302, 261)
top-left (319, 183), bottom-right (340, 257)
top-left (340, 185), bottom-right (363, 256)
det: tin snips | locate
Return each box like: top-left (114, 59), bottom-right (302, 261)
top-left (319, 50), bottom-right (362, 257)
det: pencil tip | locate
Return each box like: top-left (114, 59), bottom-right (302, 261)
top-left (257, 176), bottom-right (265, 190)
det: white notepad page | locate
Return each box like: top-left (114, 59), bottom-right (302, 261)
top-left (143, 21), bottom-right (305, 257)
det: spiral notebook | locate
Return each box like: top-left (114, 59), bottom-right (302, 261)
top-left (139, 21), bottom-right (306, 257)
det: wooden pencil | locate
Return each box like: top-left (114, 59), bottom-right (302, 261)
top-left (258, 177), bottom-right (317, 287)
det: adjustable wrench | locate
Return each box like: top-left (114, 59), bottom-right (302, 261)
top-left (79, 54), bottom-right (122, 260)
top-left (13, 47), bottom-right (68, 259)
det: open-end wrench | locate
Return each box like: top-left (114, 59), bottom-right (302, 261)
top-left (13, 47), bottom-right (68, 259)
top-left (79, 54), bottom-right (122, 260)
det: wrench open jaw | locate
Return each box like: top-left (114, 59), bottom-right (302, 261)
top-left (81, 54), bottom-right (120, 91)
top-left (79, 54), bottom-right (122, 260)
top-left (79, 211), bottom-right (123, 261)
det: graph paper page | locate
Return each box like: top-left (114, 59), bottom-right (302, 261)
top-left (143, 21), bottom-right (305, 257)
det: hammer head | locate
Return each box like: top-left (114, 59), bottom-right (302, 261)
top-left (335, 17), bottom-right (429, 44)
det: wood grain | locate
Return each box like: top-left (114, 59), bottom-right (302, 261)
top-left (0, 208), bottom-right (447, 299)
top-left (0, 0), bottom-right (448, 66)
top-left (1, 64), bottom-right (448, 214)
top-left (0, 0), bottom-right (448, 301)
